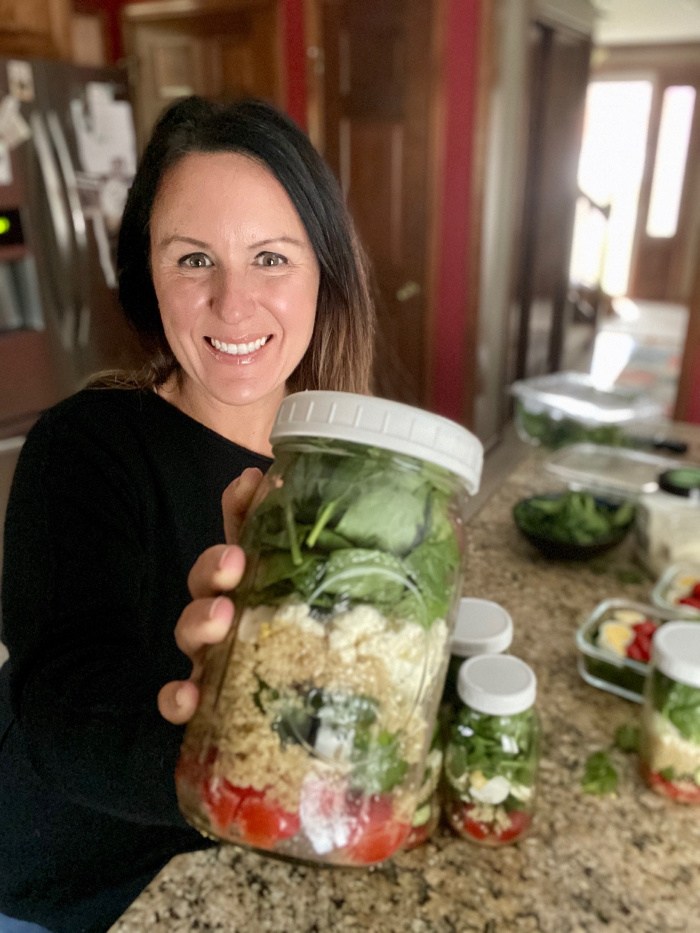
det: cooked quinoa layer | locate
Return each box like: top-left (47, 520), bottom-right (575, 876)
top-left (182, 602), bottom-right (448, 815)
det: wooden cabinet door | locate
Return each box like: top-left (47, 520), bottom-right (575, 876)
top-left (122, 0), bottom-right (283, 149)
top-left (310, 0), bottom-right (439, 407)
top-left (0, 0), bottom-right (71, 59)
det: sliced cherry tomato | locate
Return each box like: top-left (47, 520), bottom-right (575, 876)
top-left (449, 802), bottom-right (530, 845)
top-left (643, 766), bottom-right (700, 804)
top-left (235, 792), bottom-right (301, 848)
top-left (461, 813), bottom-right (491, 841)
top-left (495, 809), bottom-right (532, 843)
top-left (691, 582), bottom-right (700, 599)
top-left (202, 777), bottom-right (245, 833)
top-left (343, 794), bottom-right (410, 865)
top-left (679, 596), bottom-right (700, 610)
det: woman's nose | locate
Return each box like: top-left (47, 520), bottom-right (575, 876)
top-left (210, 268), bottom-right (255, 321)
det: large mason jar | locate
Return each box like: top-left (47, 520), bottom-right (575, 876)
top-left (176, 391), bottom-right (483, 866)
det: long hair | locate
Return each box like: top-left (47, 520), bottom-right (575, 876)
top-left (102, 96), bottom-right (374, 394)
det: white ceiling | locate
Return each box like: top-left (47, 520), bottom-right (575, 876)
top-left (593, 0), bottom-right (700, 44)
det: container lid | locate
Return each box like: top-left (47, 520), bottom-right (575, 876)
top-left (658, 467), bottom-right (700, 500)
top-left (652, 621), bottom-right (700, 688)
top-left (545, 443), bottom-right (685, 499)
top-left (457, 654), bottom-right (537, 715)
top-left (451, 598), bottom-right (514, 657)
top-left (510, 372), bottom-right (663, 426)
top-left (270, 391), bottom-right (484, 492)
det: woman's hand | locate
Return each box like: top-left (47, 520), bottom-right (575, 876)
top-left (158, 467), bottom-right (264, 725)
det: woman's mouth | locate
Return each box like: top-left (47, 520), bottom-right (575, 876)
top-left (207, 335), bottom-right (270, 356)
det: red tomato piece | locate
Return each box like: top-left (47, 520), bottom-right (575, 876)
top-left (203, 777), bottom-right (246, 833)
top-left (343, 794), bottom-right (410, 864)
top-left (691, 582), bottom-right (700, 599)
top-left (235, 791), bottom-right (301, 848)
top-left (496, 809), bottom-right (532, 843)
top-left (644, 767), bottom-right (700, 804)
top-left (679, 596), bottom-right (700, 610)
top-left (461, 813), bottom-right (491, 841)
top-left (627, 639), bottom-right (650, 662)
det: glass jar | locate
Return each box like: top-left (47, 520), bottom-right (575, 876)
top-left (405, 598), bottom-right (514, 850)
top-left (444, 654), bottom-right (539, 846)
top-left (443, 598), bottom-right (514, 709)
top-left (634, 467), bottom-right (700, 577)
top-left (176, 391), bottom-right (483, 865)
top-left (640, 621), bottom-right (700, 804)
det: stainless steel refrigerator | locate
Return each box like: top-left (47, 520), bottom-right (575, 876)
top-left (0, 56), bottom-right (144, 443)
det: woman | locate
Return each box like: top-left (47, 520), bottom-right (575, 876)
top-left (0, 96), bottom-right (374, 933)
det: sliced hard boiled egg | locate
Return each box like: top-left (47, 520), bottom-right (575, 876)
top-left (598, 620), bottom-right (635, 656)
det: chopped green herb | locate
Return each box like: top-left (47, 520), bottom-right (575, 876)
top-left (581, 750), bottom-right (619, 795)
top-left (614, 722), bottom-right (640, 753)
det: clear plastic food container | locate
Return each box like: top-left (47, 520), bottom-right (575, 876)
top-left (650, 562), bottom-right (700, 619)
top-left (510, 372), bottom-right (664, 449)
top-left (576, 598), bottom-right (678, 703)
top-left (176, 391), bottom-right (483, 866)
top-left (545, 443), bottom-right (684, 501)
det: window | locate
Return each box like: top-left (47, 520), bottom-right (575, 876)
top-left (646, 85), bottom-right (696, 238)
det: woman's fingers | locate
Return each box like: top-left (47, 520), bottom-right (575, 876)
top-left (160, 594), bottom-right (235, 724)
top-left (223, 467), bottom-right (264, 544)
top-left (187, 543), bottom-right (245, 599)
top-left (158, 678), bottom-right (200, 725)
top-left (174, 594), bottom-right (234, 662)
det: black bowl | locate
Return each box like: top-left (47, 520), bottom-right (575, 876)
top-left (512, 493), bottom-right (635, 560)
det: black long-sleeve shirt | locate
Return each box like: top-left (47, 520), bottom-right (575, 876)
top-left (0, 388), bottom-right (272, 932)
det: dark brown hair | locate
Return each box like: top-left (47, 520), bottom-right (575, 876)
top-left (108, 96), bottom-right (374, 394)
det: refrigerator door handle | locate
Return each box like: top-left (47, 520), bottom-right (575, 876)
top-left (46, 110), bottom-right (92, 348)
top-left (30, 110), bottom-right (76, 350)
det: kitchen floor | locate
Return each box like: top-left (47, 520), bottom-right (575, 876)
top-left (0, 298), bottom-right (688, 669)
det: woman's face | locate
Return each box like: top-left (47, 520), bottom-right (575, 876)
top-left (150, 151), bottom-right (320, 422)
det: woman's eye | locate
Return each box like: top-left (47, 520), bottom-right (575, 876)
top-left (256, 252), bottom-right (286, 268)
top-left (179, 252), bottom-right (212, 268)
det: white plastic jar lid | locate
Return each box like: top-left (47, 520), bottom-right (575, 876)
top-left (457, 654), bottom-right (537, 715)
top-left (271, 391), bottom-right (484, 493)
top-left (652, 621), bottom-right (700, 688)
top-left (451, 598), bottom-right (514, 657)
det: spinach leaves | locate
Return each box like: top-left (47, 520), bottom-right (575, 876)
top-left (240, 442), bottom-right (462, 627)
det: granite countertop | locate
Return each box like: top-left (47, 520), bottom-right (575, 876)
top-left (111, 426), bottom-right (700, 933)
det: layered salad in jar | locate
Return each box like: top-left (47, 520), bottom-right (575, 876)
top-left (176, 442), bottom-right (466, 865)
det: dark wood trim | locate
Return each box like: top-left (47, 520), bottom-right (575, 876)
top-left (674, 254), bottom-right (700, 424)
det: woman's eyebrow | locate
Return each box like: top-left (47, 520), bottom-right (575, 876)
top-left (158, 234), bottom-right (209, 249)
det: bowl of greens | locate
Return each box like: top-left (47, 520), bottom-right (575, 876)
top-left (512, 490), bottom-right (636, 559)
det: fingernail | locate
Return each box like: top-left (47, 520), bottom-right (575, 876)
top-left (209, 595), bottom-right (226, 619)
top-left (175, 686), bottom-right (187, 708)
top-left (217, 546), bottom-right (236, 572)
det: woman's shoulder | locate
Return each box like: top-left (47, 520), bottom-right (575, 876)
top-left (29, 386), bottom-right (161, 437)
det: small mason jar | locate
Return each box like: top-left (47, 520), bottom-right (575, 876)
top-left (640, 621), bottom-right (700, 804)
top-left (443, 654), bottom-right (539, 846)
top-left (176, 391), bottom-right (483, 865)
top-left (405, 598), bottom-right (514, 850)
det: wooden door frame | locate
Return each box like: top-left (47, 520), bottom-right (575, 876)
top-left (305, 0), bottom-right (486, 426)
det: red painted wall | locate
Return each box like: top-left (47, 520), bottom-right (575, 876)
top-left (430, 0), bottom-right (480, 422)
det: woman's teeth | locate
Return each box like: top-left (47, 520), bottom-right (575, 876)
top-left (210, 336), bottom-right (269, 356)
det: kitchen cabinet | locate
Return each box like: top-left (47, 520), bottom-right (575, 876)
top-left (0, 0), bottom-right (72, 60)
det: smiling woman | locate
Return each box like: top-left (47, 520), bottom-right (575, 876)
top-left (149, 151), bottom-right (321, 451)
top-left (0, 97), bottom-right (376, 933)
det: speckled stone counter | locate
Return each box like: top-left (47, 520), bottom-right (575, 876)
top-left (111, 425), bottom-right (700, 933)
